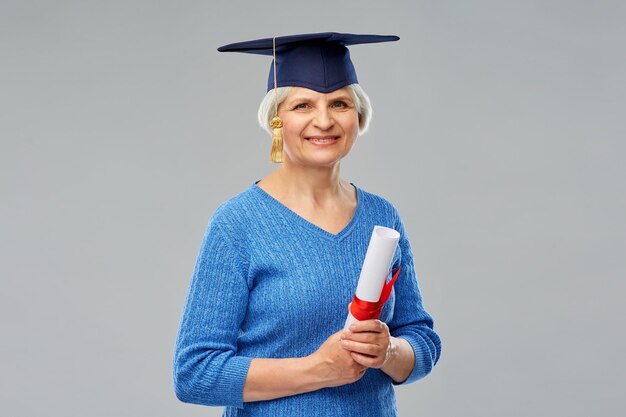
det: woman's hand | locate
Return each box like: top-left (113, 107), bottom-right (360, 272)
top-left (308, 330), bottom-right (368, 388)
top-left (340, 319), bottom-right (392, 369)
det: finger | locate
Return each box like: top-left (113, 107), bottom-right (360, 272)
top-left (342, 331), bottom-right (384, 345)
top-left (350, 351), bottom-right (383, 368)
top-left (348, 320), bottom-right (388, 334)
top-left (332, 330), bottom-right (346, 340)
top-left (341, 338), bottom-right (384, 356)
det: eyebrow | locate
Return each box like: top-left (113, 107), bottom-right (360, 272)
top-left (328, 95), bottom-right (354, 103)
top-left (285, 96), bottom-right (312, 105)
top-left (285, 95), bottom-right (354, 105)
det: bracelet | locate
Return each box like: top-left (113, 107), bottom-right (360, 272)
top-left (384, 341), bottom-right (393, 364)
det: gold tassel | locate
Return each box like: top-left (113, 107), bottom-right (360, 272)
top-left (269, 37), bottom-right (284, 163)
top-left (269, 115), bottom-right (283, 163)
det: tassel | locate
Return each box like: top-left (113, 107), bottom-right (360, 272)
top-left (269, 115), bottom-right (283, 163)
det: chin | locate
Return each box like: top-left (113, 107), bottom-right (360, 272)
top-left (307, 156), bottom-right (347, 167)
top-left (284, 154), bottom-right (344, 168)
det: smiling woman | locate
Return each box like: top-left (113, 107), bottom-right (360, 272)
top-left (273, 86), bottom-right (359, 168)
top-left (258, 83), bottom-right (372, 136)
top-left (173, 32), bottom-right (441, 417)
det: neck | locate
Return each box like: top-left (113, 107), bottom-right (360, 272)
top-left (267, 160), bottom-right (347, 201)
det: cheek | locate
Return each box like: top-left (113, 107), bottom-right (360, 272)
top-left (343, 113), bottom-right (360, 137)
top-left (281, 114), bottom-right (312, 137)
top-left (280, 118), bottom-right (308, 152)
top-left (282, 122), bottom-right (303, 142)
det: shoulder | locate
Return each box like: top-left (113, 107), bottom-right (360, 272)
top-left (354, 184), bottom-right (402, 224)
top-left (209, 183), bottom-right (260, 228)
top-left (204, 182), bottom-right (275, 254)
top-left (194, 183), bottom-right (263, 269)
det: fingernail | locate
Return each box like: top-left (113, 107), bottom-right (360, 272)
top-left (349, 325), bottom-right (356, 331)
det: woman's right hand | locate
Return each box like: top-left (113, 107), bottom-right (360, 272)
top-left (240, 330), bottom-right (368, 402)
top-left (307, 329), bottom-right (368, 388)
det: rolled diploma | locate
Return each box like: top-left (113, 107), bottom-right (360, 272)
top-left (344, 225), bottom-right (400, 330)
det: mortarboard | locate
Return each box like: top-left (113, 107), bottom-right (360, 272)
top-left (217, 32), bottom-right (399, 93)
top-left (217, 32), bottom-right (400, 162)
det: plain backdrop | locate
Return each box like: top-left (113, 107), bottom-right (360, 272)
top-left (2, 1), bottom-right (625, 416)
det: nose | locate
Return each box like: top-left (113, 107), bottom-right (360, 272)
top-left (313, 107), bottom-right (334, 131)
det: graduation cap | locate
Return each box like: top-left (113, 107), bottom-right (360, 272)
top-left (217, 32), bottom-right (400, 93)
top-left (217, 32), bottom-right (399, 163)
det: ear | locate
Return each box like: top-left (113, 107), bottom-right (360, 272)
top-left (358, 112), bottom-right (364, 132)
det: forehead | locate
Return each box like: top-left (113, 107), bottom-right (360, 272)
top-left (285, 86), bottom-right (352, 101)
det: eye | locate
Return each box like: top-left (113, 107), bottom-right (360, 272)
top-left (293, 102), bottom-right (311, 110)
top-left (331, 100), bottom-right (349, 109)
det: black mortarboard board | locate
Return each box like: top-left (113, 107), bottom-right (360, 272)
top-left (217, 32), bottom-right (400, 93)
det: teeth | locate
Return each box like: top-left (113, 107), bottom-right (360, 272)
top-left (308, 138), bottom-right (336, 143)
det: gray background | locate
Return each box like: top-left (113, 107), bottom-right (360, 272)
top-left (2, 1), bottom-right (625, 416)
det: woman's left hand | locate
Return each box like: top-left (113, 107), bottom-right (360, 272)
top-left (340, 319), bottom-right (392, 369)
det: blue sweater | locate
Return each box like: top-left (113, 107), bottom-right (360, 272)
top-left (173, 181), bottom-right (441, 416)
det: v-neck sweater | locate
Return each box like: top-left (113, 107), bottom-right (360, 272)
top-left (173, 181), bottom-right (441, 417)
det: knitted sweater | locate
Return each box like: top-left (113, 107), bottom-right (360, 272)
top-left (173, 181), bottom-right (441, 417)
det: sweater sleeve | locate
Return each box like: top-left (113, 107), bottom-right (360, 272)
top-left (387, 212), bottom-right (442, 385)
top-left (173, 216), bottom-right (252, 408)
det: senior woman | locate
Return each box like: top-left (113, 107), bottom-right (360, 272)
top-left (173, 33), bottom-right (441, 417)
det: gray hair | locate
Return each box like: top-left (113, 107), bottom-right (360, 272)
top-left (257, 83), bottom-right (372, 136)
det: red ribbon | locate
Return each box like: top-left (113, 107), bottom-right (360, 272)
top-left (349, 267), bottom-right (401, 321)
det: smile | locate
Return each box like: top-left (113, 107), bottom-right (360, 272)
top-left (305, 136), bottom-right (339, 144)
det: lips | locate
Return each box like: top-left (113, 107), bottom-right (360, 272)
top-left (305, 135), bottom-right (339, 143)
